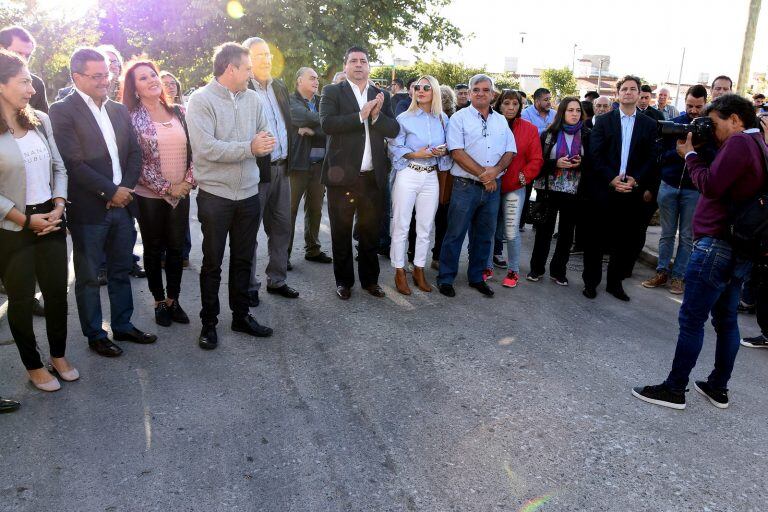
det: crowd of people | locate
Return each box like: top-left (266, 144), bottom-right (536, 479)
top-left (1, 24), bottom-right (768, 415)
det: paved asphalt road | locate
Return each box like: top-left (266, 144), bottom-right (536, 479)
top-left (1, 192), bottom-right (767, 512)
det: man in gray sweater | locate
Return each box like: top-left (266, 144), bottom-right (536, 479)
top-left (185, 42), bottom-right (276, 350)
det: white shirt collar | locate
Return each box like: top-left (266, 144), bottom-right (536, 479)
top-left (346, 78), bottom-right (369, 95)
top-left (620, 108), bottom-right (637, 119)
top-left (74, 86), bottom-right (105, 111)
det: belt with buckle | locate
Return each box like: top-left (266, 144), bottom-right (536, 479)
top-left (456, 176), bottom-right (484, 187)
top-left (408, 163), bottom-right (438, 173)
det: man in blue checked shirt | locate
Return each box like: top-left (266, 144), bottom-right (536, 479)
top-left (437, 74), bottom-right (517, 298)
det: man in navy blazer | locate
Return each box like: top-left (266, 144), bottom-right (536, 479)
top-left (319, 46), bottom-right (399, 300)
top-left (582, 75), bottom-right (660, 301)
top-left (49, 47), bottom-right (156, 357)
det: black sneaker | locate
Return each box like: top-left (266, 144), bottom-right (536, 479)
top-left (694, 381), bottom-right (729, 409)
top-left (155, 302), bottom-right (172, 327)
top-left (492, 255), bottom-right (507, 268)
top-left (526, 272), bottom-right (542, 282)
top-left (97, 269), bottom-right (108, 286)
top-left (631, 383), bottom-right (686, 410)
top-left (740, 334), bottom-right (768, 348)
top-left (737, 300), bottom-right (755, 314)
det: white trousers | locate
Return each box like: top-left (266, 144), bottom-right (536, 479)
top-left (389, 166), bottom-right (440, 268)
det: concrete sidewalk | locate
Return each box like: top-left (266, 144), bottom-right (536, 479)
top-left (639, 225), bottom-right (662, 270)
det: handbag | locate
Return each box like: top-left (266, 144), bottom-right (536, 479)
top-left (436, 114), bottom-right (453, 204)
top-left (527, 174), bottom-right (550, 226)
top-left (729, 134), bottom-right (768, 259)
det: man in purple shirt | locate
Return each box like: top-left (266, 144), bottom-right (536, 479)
top-left (633, 94), bottom-right (767, 410)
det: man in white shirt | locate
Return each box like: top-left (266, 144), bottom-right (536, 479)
top-left (49, 47), bottom-right (156, 357)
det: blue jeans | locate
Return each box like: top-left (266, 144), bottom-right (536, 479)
top-left (664, 237), bottom-right (752, 392)
top-left (657, 182), bottom-right (699, 279)
top-left (70, 208), bottom-right (136, 342)
top-left (438, 177), bottom-right (500, 285)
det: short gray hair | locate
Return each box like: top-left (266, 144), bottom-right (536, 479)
top-left (469, 74), bottom-right (494, 91)
top-left (242, 37), bottom-right (266, 49)
top-left (69, 47), bottom-right (108, 76)
top-left (295, 66), bottom-right (315, 82)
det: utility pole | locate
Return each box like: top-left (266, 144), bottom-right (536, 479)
top-left (737, 0), bottom-right (762, 94)
top-left (597, 57), bottom-right (608, 95)
top-left (572, 43), bottom-right (578, 72)
top-left (675, 48), bottom-right (685, 110)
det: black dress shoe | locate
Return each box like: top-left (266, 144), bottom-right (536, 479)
top-left (248, 290), bottom-right (260, 308)
top-left (130, 263), bottom-right (146, 278)
top-left (199, 325), bottom-right (218, 350)
top-left (89, 338), bottom-right (123, 357)
top-left (469, 281), bottom-right (495, 297)
top-left (0, 397), bottom-right (21, 413)
top-left (31, 297), bottom-right (45, 317)
top-left (305, 252), bottom-right (332, 263)
top-left (266, 284), bottom-right (299, 298)
top-left (607, 284), bottom-right (630, 302)
top-left (97, 269), bottom-right (108, 286)
top-left (232, 314), bottom-right (273, 337)
top-left (113, 328), bottom-right (157, 344)
top-left (582, 287), bottom-right (597, 299)
top-left (169, 301), bottom-right (190, 324)
top-left (155, 302), bottom-right (172, 327)
top-left (336, 285), bottom-right (351, 300)
top-left (438, 284), bottom-right (456, 297)
top-left (363, 284), bottom-right (385, 297)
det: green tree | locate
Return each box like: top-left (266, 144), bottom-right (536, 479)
top-left (98, 0), bottom-right (463, 91)
top-left (371, 61), bottom-right (490, 90)
top-left (541, 67), bottom-right (578, 99)
top-left (489, 72), bottom-right (520, 91)
top-left (1, 1), bottom-right (100, 97)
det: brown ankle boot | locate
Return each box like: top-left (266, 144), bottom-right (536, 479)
top-left (412, 266), bottom-right (432, 292)
top-left (395, 268), bottom-right (412, 295)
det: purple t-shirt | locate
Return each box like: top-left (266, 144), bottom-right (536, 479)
top-left (687, 131), bottom-right (767, 240)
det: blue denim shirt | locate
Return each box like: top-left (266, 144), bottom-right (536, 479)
top-left (388, 108), bottom-right (452, 174)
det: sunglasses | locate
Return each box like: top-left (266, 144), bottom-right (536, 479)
top-left (413, 84), bottom-right (432, 92)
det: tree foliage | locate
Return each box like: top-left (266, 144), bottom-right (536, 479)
top-left (98, 0), bottom-right (464, 91)
top-left (371, 62), bottom-right (519, 92)
top-left (1, 1), bottom-right (100, 96)
top-left (541, 67), bottom-right (578, 99)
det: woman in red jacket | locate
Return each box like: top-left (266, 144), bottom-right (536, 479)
top-left (490, 90), bottom-right (543, 288)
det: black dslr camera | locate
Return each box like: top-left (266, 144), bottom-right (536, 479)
top-left (658, 117), bottom-right (714, 145)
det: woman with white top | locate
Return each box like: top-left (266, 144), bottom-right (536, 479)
top-left (388, 75), bottom-right (451, 295)
top-left (0, 50), bottom-right (76, 392)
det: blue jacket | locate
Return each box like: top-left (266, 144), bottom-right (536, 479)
top-left (660, 112), bottom-right (717, 190)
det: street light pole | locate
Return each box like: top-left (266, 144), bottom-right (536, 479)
top-left (675, 47), bottom-right (685, 110)
top-left (597, 58), bottom-right (607, 95)
top-left (572, 43), bottom-right (578, 72)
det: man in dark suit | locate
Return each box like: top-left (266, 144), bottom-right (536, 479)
top-left (319, 46), bottom-right (400, 300)
top-left (243, 36), bottom-right (299, 306)
top-left (638, 85), bottom-right (665, 122)
top-left (0, 26), bottom-right (47, 113)
top-left (49, 47), bottom-right (156, 357)
top-left (582, 75), bottom-right (659, 301)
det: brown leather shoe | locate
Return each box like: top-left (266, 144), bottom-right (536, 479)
top-left (412, 266), bottom-right (432, 292)
top-left (394, 268), bottom-right (412, 295)
top-left (363, 284), bottom-right (386, 297)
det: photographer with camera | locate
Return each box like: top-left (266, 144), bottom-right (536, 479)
top-left (642, 85), bottom-right (715, 295)
top-left (633, 93), bottom-right (767, 410)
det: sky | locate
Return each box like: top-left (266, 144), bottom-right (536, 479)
top-left (381, 0), bottom-right (768, 86)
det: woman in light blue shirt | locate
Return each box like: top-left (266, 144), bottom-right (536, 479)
top-left (388, 75), bottom-right (451, 295)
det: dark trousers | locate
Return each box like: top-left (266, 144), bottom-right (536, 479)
top-left (752, 263), bottom-right (768, 335)
top-left (136, 196), bottom-right (189, 302)
top-left (327, 172), bottom-right (383, 288)
top-left (665, 237), bottom-right (752, 391)
top-left (529, 190), bottom-right (578, 279)
top-left (626, 199), bottom-right (658, 277)
top-left (0, 209), bottom-right (68, 370)
top-left (582, 194), bottom-right (645, 289)
top-left (197, 189), bottom-right (260, 326)
top-left (289, 163), bottom-right (326, 258)
top-left (70, 208), bottom-right (136, 342)
top-left (432, 202), bottom-right (450, 261)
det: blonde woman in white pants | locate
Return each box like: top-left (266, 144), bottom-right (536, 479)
top-left (388, 75), bottom-right (452, 295)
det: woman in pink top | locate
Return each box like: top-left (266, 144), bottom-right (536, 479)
top-left (121, 60), bottom-right (195, 327)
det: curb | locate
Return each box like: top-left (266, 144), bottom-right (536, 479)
top-left (638, 247), bottom-right (659, 269)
